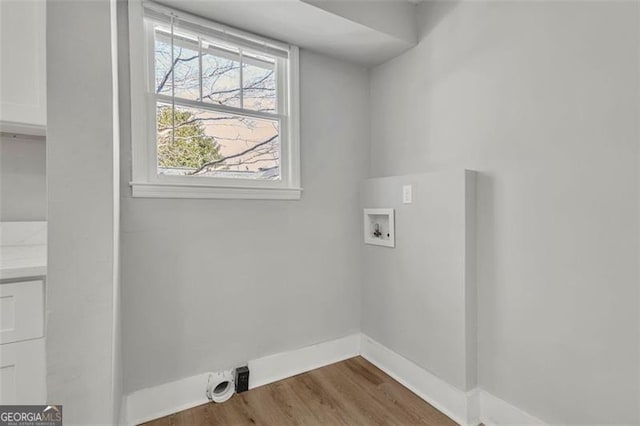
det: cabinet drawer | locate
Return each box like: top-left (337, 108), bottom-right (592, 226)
top-left (0, 338), bottom-right (46, 404)
top-left (0, 280), bottom-right (44, 344)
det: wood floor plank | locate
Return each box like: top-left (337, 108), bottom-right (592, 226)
top-left (141, 356), bottom-right (457, 426)
top-left (348, 357), bottom-right (455, 425)
top-left (288, 372), bottom-right (355, 426)
top-left (312, 361), bottom-right (397, 425)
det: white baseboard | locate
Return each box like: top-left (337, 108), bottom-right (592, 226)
top-left (124, 333), bottom-right (545, 426)
top-left (360, 334), bottom-right (475, 426)
top-left (125, 372), bottom-right (211, 425)
top-left (477, 389), bottom-right (546, 426)
top-left (360, 334), bottom-right (545, 426)
top-left (124, 333), bottom-right (360, 425)
top-left (119, 396), bottom-right (127, 426)
top-left (248, 333), bottom-right (360, 389)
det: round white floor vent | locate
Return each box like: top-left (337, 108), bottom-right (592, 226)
top-left (206, 370), bottom-right (235, 403)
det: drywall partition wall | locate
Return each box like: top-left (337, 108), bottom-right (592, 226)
top-left (110, 0), bottom-right (123, 422)
top-left (369, 1), bottom-right (639, 424)
top-left (47, 0), bottom-right (121, 423)
top-left (362, 170), bottom-right (477, 392)
top-left (0, 135), bottom-right (46, 221)
top-left (118, 10), bottom-right (370, 393)
top-left (301, 0), bottom-right (417, 45)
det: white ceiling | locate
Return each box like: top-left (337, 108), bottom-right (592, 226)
top-left (153, 0), bottom-right (419, 66)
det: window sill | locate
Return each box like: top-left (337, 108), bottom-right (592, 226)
top-left (130, 182), bottom-right (303, 200)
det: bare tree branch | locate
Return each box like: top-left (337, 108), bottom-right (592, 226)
top-left (202, 70), bottom-right (275, 102)
top-left (238, 157), bottom-right (280, 166)
top-left (157, 115), bottom-right (240, 132)
top-left (156, 48), bottom-right (199, 94)
top-left (190, 134), bottom-right (278, 175)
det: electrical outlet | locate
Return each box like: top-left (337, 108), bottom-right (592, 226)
top-left (402, 185), bottom-right (412, 204)
top-left (235, 366), bottom-right (249, 393)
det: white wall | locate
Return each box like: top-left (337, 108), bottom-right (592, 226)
top-left (111, 0), bottom-right (123, 422)
top-left (369, 1), bottom-right (639, 424)
top-left (301, 0), bottom-right (417, 44)
top-left (362, 170), bottom-right (477, 391)
top-left (0, 135), bottom-right (46, 221)
top-left (47, 0), bottom-right (121, 423)
top-left (118, 18), bottom-right (370, 392)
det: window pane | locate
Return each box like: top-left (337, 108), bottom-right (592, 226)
top-left (242, 52), bottom-right (276, 113)
top-left (202, 41), bottom-right (241, 107)
top-left (154, 30), bottom-right (172, 95)
top-left (156, 102), bottom-right (280, 180)
top-left (154, 27), bottom-right (199, 100)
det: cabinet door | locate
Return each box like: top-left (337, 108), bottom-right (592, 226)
top-left (0, 280), bottom-right (44, 344)
top-left (0, 339), bottom-right (46, 404)
top-left (0, 0), bottom-right (46, 127)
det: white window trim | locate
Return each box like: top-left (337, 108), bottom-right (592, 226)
top-left (128, 0), bottom-right (301, 200)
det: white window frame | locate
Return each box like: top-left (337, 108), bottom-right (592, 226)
top-left (128, 1), bottom-right (301, 200)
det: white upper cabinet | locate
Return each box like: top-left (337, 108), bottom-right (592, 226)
top-left (0, 0), bottom-right (46, 133)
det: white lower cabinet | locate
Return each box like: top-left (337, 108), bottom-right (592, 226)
top-left (0, 279), bottom-right (46, 404)
top-left (0, 280), bottom-right (44, 344)
top-left (0, 339), bottom-right (46, 404)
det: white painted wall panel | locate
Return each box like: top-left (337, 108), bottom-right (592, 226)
top-left (0, 135), bottom-right (46, 221)
top-left (119, 26), bottom-right (370, 392)
top-left (369, 1), bottom-right (639, 423)
top-left (47, 0), bottom-right (120, 423)
top-left (362, 170), bottom-right (477, 391)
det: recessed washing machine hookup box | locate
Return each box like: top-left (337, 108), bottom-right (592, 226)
top-left (363, 208), bottom-right (395, 248)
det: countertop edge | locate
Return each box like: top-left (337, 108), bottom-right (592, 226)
top-left (0, 266), bottom-right (47, 281)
